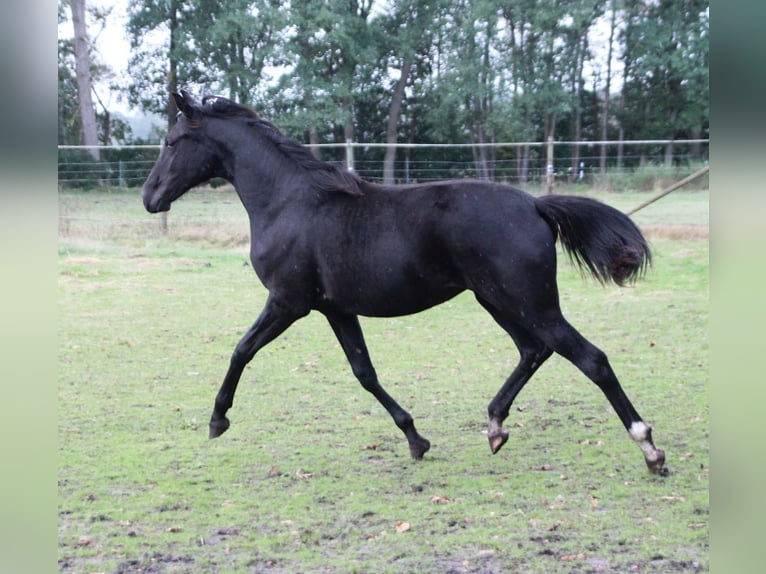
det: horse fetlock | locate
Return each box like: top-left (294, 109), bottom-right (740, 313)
top-left (629, 421), bottom-right (666, 474)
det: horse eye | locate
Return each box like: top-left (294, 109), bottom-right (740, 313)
top-left (165, 137), bottom-right (173, 148)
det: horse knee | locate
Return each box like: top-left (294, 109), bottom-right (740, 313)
top-left (351, 364), bottom-right (378, 390)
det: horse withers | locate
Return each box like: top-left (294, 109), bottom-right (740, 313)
top-left (142, 90), bottom-right (666, 475)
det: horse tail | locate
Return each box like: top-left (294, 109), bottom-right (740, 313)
top-left (534, 194), bottom-right (651, 286)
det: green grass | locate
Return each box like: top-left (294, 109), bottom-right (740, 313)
top-left (58, 187), bottom-right (708, 572)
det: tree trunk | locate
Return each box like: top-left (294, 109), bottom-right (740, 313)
top-left (165, 0), bottom-right (180, 130)
top-left (520, 144), bottom-right (530, 183)
top-left (600, 2), bottom-right (617, 173)
top-left (665, 108), bottom-right (678, 166)
top-left (70, 0), bottom-right (99, 161)
top-left (383, 59), bottom-right (412, 185)
top-left (471, 102), bottom-right (490, 181)
top-left (308, 124), bottom-right (321, 160)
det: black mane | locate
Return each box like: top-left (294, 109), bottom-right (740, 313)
top-left (200, 96), bottom-right (364, 197)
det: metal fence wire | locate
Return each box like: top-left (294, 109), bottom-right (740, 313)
top-left (58, 139), bottom-right (709, 189)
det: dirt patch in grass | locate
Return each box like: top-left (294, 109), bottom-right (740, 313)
top-left (61, 256), bottom-right (106, 266)
top-left (642, 225), bottom-right (708, 240)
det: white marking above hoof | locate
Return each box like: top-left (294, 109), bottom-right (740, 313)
top-left (629, 421), bottom-right (649, 442)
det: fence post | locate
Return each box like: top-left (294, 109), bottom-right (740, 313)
top-left (345, 139), bottom-right (355, 171)
top-left (546, 136), bottom-right (554, 194)
top-left (405, 154), bottom-right (410, 184)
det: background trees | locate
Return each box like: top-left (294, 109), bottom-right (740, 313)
top-left (59, 0), bottom-right (709, 178)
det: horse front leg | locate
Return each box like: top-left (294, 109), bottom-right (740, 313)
top-left (209, 296), bottom-right (304, 438)
top-left (324, 311), bottom-right (431, 459)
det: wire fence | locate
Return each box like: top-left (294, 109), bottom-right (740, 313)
top-left (58, 139), bottom-right (709, 190)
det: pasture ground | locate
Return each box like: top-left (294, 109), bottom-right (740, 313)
top-left (58, 186), bottom-right (708, 572)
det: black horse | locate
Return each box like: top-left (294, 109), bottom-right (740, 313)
top-left (142, 90), bottom-right (666, 474)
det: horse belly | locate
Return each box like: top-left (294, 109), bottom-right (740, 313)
top-left (320, 262), bottom-right (464, 318)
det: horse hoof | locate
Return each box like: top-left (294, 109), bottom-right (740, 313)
top-left (409, 437), bottom-right (431, 460)
top-left (646, 449), bottom-right (667, 475)
top-left (489, 431), bottom-right (509, 455)
top-left (209, 416), bottom-right (230, 439)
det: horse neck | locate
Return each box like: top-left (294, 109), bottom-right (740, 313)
top-left (214, 120), bottom-right (306, 216)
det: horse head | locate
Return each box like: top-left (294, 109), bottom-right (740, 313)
top-left (141, 90), bottom-right (223, 213)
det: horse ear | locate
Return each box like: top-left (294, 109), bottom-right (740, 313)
top-left (172, 90), bottom-right (197, 118)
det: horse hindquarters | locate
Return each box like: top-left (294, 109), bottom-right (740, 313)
top-left (470, 197), bottom-right (665, 474)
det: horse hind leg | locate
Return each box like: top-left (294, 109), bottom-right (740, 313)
top-left (487, 337), bottom-right (553, 456)
top-left (536, 316), bottom-right (667, 475)
top-left (476, 298), bottom-right (553, 455)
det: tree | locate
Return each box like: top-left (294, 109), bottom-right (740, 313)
top-left (271, 0), bottom-right (381, 148)
top-left (426, 0), bottom-right (503, 179)
top-left (499, 0), bottom-right (573, 181)
top-left (598, 0), bottom-right (618, 172)
top-left (192, 0), bottom-right (286, 103)
top-left (112, 0), bottom-right (708, 178)
top-left (128, 0), bottom-right (181, 128)
top-left (70, 0), bottom-right (100, 160)
top-left (58, 2), bottom-right (81, 146)
top-left (379, 0), bottom-right (446, 183)
top-left (560, 0), bottom-right (605, 181)
top-left (619, 0), bottom-right (709, 164)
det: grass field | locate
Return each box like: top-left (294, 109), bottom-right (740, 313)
top-left (58, 186), bottom-right (708, 572)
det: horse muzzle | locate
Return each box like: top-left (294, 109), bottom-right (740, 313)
top-left (141, 186), bottom-right (171, 213)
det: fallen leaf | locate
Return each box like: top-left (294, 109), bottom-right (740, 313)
top-left (430, 495), bottom-right (451, 504)
top-left (476, 549), bottom-right (495, 557)
top-left (75, 536), bottom-right (91, 547)
top-left (561, 553), bottom-right (586, 561)
top-left (166, 526), bottom-right (182, 533)
top-left (395, 521), bottom-right (411, 533)
top-left (295, 469), bottom-right (313, 479)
